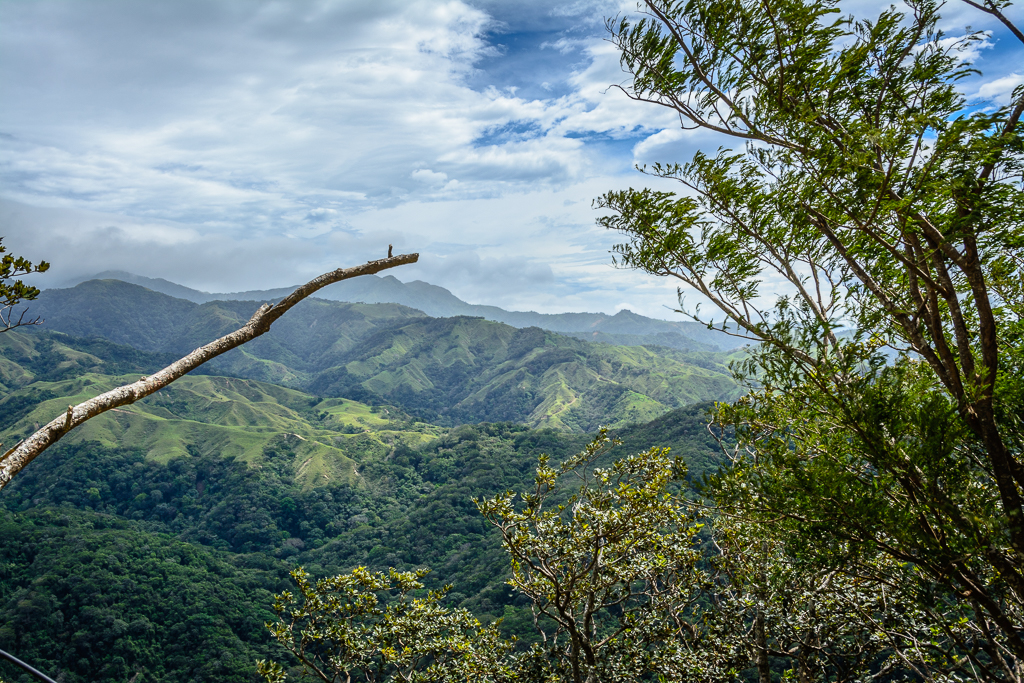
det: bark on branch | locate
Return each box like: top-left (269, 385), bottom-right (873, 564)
top-left (0, 252), bottom-right (419, 490)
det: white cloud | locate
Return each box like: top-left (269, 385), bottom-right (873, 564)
top-left (0, 1), bottom-right (686, 231)
top-left (550, 40), bottom-right (680, 138)
top-left (632, 128), bottom-right (686, 160)
top-left (974, 73), bottom-right (1023, 106)
top-left (929, 32), bottom-right (994, 63)
top-left (541, 37), bottom-right (586, 54)
top-left (440, 135), bottom-right (586, 184)
top-left (0, 182), bottom-right (701, 320)
top-left (4, 0), bottom-right (1021, 322)
top-left (411, 169), bottom-right (449, 185)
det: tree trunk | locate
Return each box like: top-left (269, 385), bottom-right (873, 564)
top-left (755, 608), bottom-right (771, 683)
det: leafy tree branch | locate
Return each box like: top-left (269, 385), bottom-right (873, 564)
top-left (0, 238), bottom-right (49, 334)
top-left (599, 0), bottom-right (1023, 677)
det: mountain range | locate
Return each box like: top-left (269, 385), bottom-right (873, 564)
top-left (0, 273), bottom-right (739, 683)
top-left (58, 270), bottom-right (743, 352)
top-left (18, 279), bottom-right (743, 432)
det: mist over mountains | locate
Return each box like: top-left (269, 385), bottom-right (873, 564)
top-left (58, 270), bottom-right (743, 352)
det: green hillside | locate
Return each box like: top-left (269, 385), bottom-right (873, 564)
top-left (63, 271), bottom-right (742, 351)
top-left (1, 408), bottom-right (724, 682)
top-left (0, 328), bottom-right (184, 394)
top-left (19, 282), bottom-right (741, 431)
top-left (0, 335), bottom-right (442, 490)
top-left (310, 317), bottom-right (740, 430)
top-left (0, 508), bottom-right (290, 683)
top-left (26, 279), bottom-right (428, 359)
top-left (0, 329), bottom-right (733, 489)
top-left (0, 323), bottom-right (731, 682)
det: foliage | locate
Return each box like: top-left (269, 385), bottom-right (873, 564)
top-left (608, 400), bottom-right (728, 483)
top-left (703, 516), bottom-right (977, 683)
top-left (267, 433), bottom-right (996, 683)
top-left (476, 432), bottom-right (710, 683)
top-left (258, 567), bottom-right (515, 683)
top-left (1, 435), bottom-right (439, 557)
top-left (0, 507), bottom-right (289, 683)
top-left (711, 361), bottom-right (1024, 681)
top-left (308, 424), bottom-right (588, 632)
top-left (599, 0), bottom-right (1024, 678)
top-left (0, 239), bottom-right (49, 334)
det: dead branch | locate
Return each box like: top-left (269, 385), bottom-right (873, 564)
top-left (0, 304), bottom-right (44, 334)
top-left (0, 252), bottom-right (419, 490)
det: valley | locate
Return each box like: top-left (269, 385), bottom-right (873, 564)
top-left (17, 279), bottom-right (744, 431)
top-left (0, 277), bottom-right (734, 682)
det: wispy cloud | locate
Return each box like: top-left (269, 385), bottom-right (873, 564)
top-left (973, 72), bottom-right (1023, 106)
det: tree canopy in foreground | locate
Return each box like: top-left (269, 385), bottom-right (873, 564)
top-left (598, 0), bottom-right (1024, 678)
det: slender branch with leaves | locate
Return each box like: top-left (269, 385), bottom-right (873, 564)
top-left (0, 238), bottom-right (49, 334)
top-left (476, 431), bottom-right (713, 683)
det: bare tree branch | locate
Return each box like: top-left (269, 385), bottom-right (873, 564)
top-left (0, 252), bottom-right (419, 490)
top-left (0, 304), bottom-right (44, 334)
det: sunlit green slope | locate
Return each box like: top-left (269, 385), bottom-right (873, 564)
top-left (16, 281), bottom-right (743, 430)
top-left (313, 317), bottom-right (741, 431)
top-left (0, 332), bottom-right (442, 488)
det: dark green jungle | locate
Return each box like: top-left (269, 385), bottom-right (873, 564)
top-left (0, 281), bottom-right (734, 682)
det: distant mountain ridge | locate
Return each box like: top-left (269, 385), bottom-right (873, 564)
top-left (61, 270), bottom-right (741, 351)
top-left (21, 279), bottom-right (741, 432)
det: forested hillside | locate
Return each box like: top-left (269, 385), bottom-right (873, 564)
top-left (0, 309), bottom-right (727, 682)
top-left (0, 508), bottom-right (288, 682)
top-left (1, 384), bottom-right (722, 682)
top-left (16, 282), bottom-right (741, 431)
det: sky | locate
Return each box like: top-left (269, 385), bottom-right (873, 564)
top-left (1, 0), bottom-right (1021, 319)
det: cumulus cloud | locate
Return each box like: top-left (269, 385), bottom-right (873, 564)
top-left (974, 73), bottom-right (1023, 106)
top-left (4, 0), bottom-right (1021, 320)
top-left (411, 169), bottom-right (449, 185)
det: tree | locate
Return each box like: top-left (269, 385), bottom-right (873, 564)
top-left (0, 238), bottom-right (49, 333)
top-left (257, 567), bottom-right (514, 683)
top-left (0, 252), bottom-right (418, 489)
top-left (477, 433), bottom-right (947, 683)
top-left (598, 0), bottom-right (1023, 678)
top-left (476, 431), bottom-right (713, 683)
top-left (705, 515), bottom-right (982, 683)
top-left (256, 436), bottom-right (952, 683)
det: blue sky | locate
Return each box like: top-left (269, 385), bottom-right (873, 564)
top-left (1, 0), bottom-right (1021, 318)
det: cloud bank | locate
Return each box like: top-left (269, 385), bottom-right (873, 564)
top-left (1, 0), bottom-right (1020, 318)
